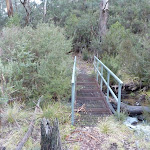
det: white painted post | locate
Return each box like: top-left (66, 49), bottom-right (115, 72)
top-left (100, 65), bottom-right (103, 90)
top-left (96, 62), bottom-right (99, 82)
top-left (117, 83), bottom-right (122, 116)
top-left (106, 72), bottom-right (110, 103)
top-left (71, 83), bottom-right (75, 125)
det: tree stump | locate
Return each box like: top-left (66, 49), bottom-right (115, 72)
top-left (41, 118), bottom-right (62, 150)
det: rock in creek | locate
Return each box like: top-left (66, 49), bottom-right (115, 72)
top-left (124, 117), bottom-right (150, 139)
top-left (137, 115), bottom-right (145, 121)
top-left (125, 117), bottom-right (138, 125)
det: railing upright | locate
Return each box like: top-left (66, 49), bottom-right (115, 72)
top-left (96, 62), bottom-right (99, 82)
top-left (106, 72), bottom-right (110, 103)
top-left (94, 56), bottom-right (123, 116)
top-left (100, 65), bottom-right (103, 90)
top-left (117, 83), bottom-right (122, 115)
top-left (71, 56), bottom-right (76, 125)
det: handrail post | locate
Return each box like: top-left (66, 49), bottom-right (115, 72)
top-left (117, 83), bottom-right (122, 116)
top-left (106, 72), bottom-right (110, 103)
top-left (100, 65), bottom-right (103, 90)
top-left (71, 56), bottom-right (76, 126)
top-left (93, 56), bottom-right (123, 116)
top-left (94, 57), bottom-right (96, 73)
top-left (71, 83), bottom-right (75, 125)
top-left (96, 61), bottom-right (99, 82)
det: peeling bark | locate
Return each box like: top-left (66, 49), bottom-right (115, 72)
top-left (20, 0), bottom-right (30, 26)
top-left (5, 0), bottom-right (13, 17)
top-left (43, 0), bottom-right (47, 22)
top-left (99, 0), bottom-right (109, 40)
top-left (41, 118), bottom-right (62, 150)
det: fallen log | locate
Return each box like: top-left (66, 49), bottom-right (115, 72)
top-left (110, 99), bottom-right (150, 115)
top-left (16, 96), bottom-right (43, 150)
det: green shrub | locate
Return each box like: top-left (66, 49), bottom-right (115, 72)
top-left (119, 34), bottom-right (150, 85)
top-left (82, 50), bottom-right (89, 61)
top-left (65, 14), bottom-right (79, 37)
top-left (90, 37), bottom-right (102, 54)
top-left (108, 0), bottom-right (150, 34)
top-left (114, 111), bottom-right (127, 122)
top-left (101, 22), bottom-right (128, 56)
top-left (6, 13), bottom-right (21, 27)
top-left (62, 1), bottom-right (100, 52)
top-left (143, 111), bottom-right (150, 123)
top-left (101, 54), bottom-right (120, 84)
top-left (102, 21), bottom-right (150, 86)
top-left (41, 102), bottom-right (70, 124)
top-left (0, 24), bottom-right (72, 102)
top-left (2, 103), bottom-right (29, 124)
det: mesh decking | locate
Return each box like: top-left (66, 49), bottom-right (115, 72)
top-left (75, 74), bottom-right (112, 126)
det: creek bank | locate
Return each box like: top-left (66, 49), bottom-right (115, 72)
top-left (109, 82), bottom-right (150, 138)
top-left (124, 116), bottom-right (150, 140)
top-left (107, 81), bottom-right (150, 115)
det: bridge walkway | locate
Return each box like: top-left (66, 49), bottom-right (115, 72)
top-left (75, 73), bottom-right (112, 126)
top-left (71, 56), bottom-right (123, 126)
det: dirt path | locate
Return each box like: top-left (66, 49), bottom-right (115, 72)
top-left (67, 54), bottom-right (149, 150)
top-left (75, 53), bottom-right (94, 75)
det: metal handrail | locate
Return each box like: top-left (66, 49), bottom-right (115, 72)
top-left (71, 56), bottom-right (76, 125)
top-left (94, 56), bottom-right (123, 115)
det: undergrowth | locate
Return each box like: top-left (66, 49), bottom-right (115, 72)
top-left (0, 23), bottom-right (73, 103)
top-left (0, 101), bottom-right (71, 149)
top-left (2, 103), bottom-right (30, 124)
top-left (97, 116), bottom-right (150, 150)
top-left (41, 102), bottom-right (70, 124)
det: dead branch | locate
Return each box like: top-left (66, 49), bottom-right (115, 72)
top-left (66, 130), bottom-right (100, 143)
top-left (76, 104), bottom-right (87, 114)
top-left (16, 96), bottom-right (43, 150)
top-left (66, 138), bottom-right (83, 143)
top-left (82, 131), bottom-right (100, 143)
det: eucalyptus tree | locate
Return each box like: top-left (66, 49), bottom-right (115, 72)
top-left (5, 0), bottom-right (13, 17)
top-left (99, 0), bottom-right (109, 41)
top-left (0, 0), bottom-right (7, 28)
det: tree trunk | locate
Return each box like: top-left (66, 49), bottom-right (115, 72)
top-left (43, 0), bottom-right (47, 22)
top-left (5, 0), bottom-right (13, 17)
top-left (110, 100), bottom-right (150, 115)
top-left (14, 0), bottom-right (18, 12)
top-left (41, 118), bottom-right (62, 150)
top-left (99, 0), bottom-right (109, 41)
top-left (20, 0), bottom-right (30, 26)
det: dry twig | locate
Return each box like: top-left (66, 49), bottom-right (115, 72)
top-left (66, 129), bottom-right (100, 144)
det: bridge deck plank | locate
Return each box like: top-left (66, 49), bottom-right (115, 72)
top-left (75, 74), bottom-right (112, 126)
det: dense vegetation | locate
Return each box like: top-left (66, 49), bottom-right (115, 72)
top-left (0, 0), bottom-right (149, 101)
top-left (105, 0), bottom-right (150, 85)
top-left (0, 24), bottom-right (72, 103)
top-left (0, 0), bottom-right (149, 104)
top-left (0, 0), bottom-right (150, 149)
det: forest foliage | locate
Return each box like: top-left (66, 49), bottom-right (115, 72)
top-left (0, 1), bottom-right (150, 149)
top-left (0, 24), bottom-right (72, 103)
top-left (0, 0), bottom-right (150, 103)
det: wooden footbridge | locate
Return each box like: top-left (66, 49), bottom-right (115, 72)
top-left (71, 56), bottom-right (123, 126)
